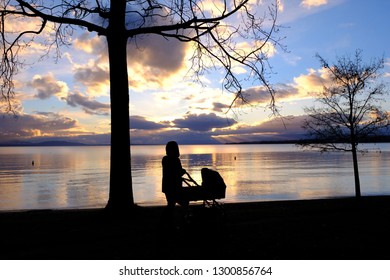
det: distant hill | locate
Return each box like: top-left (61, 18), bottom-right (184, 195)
top-left (0, 140), bottom-right (87, 146)
top-left (227, 135), bottom-right (390, 145)
top-left (226, 140), bottom-right (300, 145)
top-left (35, 141), bottom-right (87, 146)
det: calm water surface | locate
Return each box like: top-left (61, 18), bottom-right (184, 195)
top-left (1, 144), bottom-right (390, 210)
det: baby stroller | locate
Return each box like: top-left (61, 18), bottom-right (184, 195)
top-left (181, 168), bottom-right (227, 211)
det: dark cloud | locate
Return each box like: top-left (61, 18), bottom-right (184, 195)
top-left (130, 113), bottom-right (238, 133)
top-left (126, 34), bottom-right (188, 89)
top-left (130, 115), bottom-right (169, 130)
top-left (236, 84), bottom-right (299, 106)
top-left (0, 112), bottom-right (79, 142)
top-left (128, 34), bottom-right (186, 72)
top-left (38, 133), bottom-right (111, 145)
top-left (212, 115), bottom-right (307, 143)
top-left (213, 102), bottom-right (231, 112)
top-left (127, 113), bottom-right (238, 144)
top-left (130, 128), bottom-right (219, 145)
top-left (33, 112), bottom-right (78, 130)
top-left (125, 6), bottom-right (187, 75)
top-left (172, 113), bottom-right (236, 132)
top-left (250, 116), bottom-right (306, 134)
top-left (63, 92), bottom-right (110, 115)
top-left (0, 108), bottom-right (309, 145)
top-left (129, 115), bottom-right (308, 144)
top-left (73, 63), bottom-right (109, 87)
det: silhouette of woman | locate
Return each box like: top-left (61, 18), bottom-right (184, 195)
top-left (162, 141), bottom-right (187, 222)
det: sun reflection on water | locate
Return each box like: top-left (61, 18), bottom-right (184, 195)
top-left (1, 144), bottom-right (390, 210)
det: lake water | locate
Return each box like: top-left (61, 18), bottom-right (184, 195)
top-left (0, 144), bottom-right (390, 211)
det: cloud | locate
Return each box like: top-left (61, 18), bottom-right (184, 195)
top-left (29, 73), bottom-right (68, 99)
top-left (132, 115), bottom-right (307, 145)
top-left (3, 16), bottom-right (61, 62)
top-left (26, 71), bottom-right (110, 116)
top-left (197, 0), bottom-right (226, 14)
top-left (130, 115), bottom-right (169, 130)
top-left (301, 0), bottom-right (328, 9)
top-left (127, 34), bottom-right (189, 90)
top-left (172, 113), bottom-right (236, 132)
top-left (127, 113), bottom-right (238, 144)
top-left (238, 67), bottom-right (334, 108)
top-left (293, 67), bottom-right (332, 96)
top-left (73, 60), bottom-right (110, 97)
top-left (228, 66), bottom-right (335, 111)
top-left (74, 63), bottom-right (109, 86)
top-left (275, 0), bottom-right (345, 27)
top-left (0, 112), bottom-right (80, 142)
top-left (128, 112), bottom-right (237, 139)
top-left (0, 110), bottom-right (309, 145)
top-left (62, 92), bottom-right (110, 115)
top-left (384, 58), bottom-right (390, 77)
top-left (213, 102), bottom-right (231, 113)
top-left (73, 33), bottom-right (190, 92)
top-left (211, 115), bottom-right (308, 143)
top-left (282, 53), bottom-right (303, 66)
top-left (236, 83), bottom-right (300, 106)
top-left (74, 32), bottom-right (107, 55)
top-left (236, 40), bottom-right (277, 59)
top-left (130, 128), bottom-right (219, 145)
top-left (13, 65), bottom-right (335, 145)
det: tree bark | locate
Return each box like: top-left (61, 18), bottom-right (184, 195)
top-left (351, 143), bottom-right (361, 198)
top-left (105, 0), bottom-right (134, 211)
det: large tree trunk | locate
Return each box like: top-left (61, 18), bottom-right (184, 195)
top-left (351, 143), bottom-right (361, 198)
top-left (105, 0), bottom-right (134, 211)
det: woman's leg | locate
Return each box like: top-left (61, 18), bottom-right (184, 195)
top-left (163, 193), bottom-right (176, 227)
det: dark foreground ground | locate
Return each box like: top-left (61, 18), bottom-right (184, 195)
top-left (1, 196), bottom-right (390, 260)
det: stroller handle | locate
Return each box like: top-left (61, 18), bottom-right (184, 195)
top-left (182, 171), bottom-right (200, 187)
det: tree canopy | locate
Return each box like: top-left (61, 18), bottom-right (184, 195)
top-left (1, 0), bottom-right (284, 112)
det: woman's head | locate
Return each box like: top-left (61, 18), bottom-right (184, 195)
top-left (166, 141), bottom-right (180, 157)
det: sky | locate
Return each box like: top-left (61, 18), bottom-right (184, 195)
top-left (1, 0), bottom-right (390, 145)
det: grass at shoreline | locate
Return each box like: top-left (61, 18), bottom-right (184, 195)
top-left (1, 196), bottom-right (390, 260)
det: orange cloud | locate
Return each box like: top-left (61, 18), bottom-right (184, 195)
top-left (293, 67), bottom-right (332, 96)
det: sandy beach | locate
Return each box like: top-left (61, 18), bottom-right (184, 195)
top-left (1, 196), bottom-right (390, 260)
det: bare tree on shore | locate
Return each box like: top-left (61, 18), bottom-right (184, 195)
top-left (299, 50), bottom-right (389, 198)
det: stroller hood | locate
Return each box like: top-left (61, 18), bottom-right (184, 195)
top-left (201, 168), bottom-right (227, 192)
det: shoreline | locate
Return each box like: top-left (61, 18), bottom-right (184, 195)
top-left (1, 196), bottom-right (390, 260)
top-left (0, 195), bottom-right (355, 213)
top-left (0, 194), bottom-right (371, 215)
